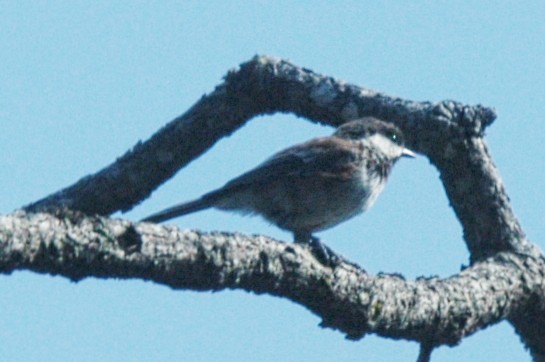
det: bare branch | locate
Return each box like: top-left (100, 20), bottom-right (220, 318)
top-left (1, 211), bottom-right (543, 350)
top-left (5, 55), bottom-right (545, 358)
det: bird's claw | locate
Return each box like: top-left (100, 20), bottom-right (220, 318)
top-left (307, 237), bottom-right (344, 268)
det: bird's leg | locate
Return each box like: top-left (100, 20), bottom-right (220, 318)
top-left (293, 231), bottom-right (313, 244)
top-left (293, 232), bottom-right (343, 267)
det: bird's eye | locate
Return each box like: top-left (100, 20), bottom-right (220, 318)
top-left (386, 130), bottom-right (402, 145)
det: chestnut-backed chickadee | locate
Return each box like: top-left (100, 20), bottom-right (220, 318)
top-left (143, 117), bottom-right (415, 260)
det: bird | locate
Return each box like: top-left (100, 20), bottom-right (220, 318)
top-left (142, 117), bottom-right (415, 262)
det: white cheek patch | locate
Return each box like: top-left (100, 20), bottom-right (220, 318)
top-left (368, 134), bottom-right (401, 159)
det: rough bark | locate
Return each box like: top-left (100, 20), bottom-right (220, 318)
top-left (2, 55), bottom-right (544, 360)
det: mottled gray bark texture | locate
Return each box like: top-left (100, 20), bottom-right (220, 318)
top-left (2, 55), bottom-right (544, 360)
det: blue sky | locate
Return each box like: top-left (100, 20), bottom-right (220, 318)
top-left (1, 1), bottom-right (544, 361)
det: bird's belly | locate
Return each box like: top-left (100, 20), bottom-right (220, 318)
top-left (298, 188), bottom-right (367, 232)
top-left (215, 173), bottom-right (386, 234)
top-left (258, 178), bottom-right (373, 233)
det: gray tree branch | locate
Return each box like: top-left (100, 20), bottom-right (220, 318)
top-left (0, 211), bottom-right (543, 350)
top-left (2, 55), bottom-right (544, 359)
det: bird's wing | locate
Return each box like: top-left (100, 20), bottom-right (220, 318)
top-left (217, 137), bottom-right (361, 194)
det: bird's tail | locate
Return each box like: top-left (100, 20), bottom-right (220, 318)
top-left (141, 197), bottom-right (212, 223)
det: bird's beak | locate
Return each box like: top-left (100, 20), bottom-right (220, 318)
top-left (402, 148), bottom-right (416, 158)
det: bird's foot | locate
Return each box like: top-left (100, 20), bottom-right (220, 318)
top-left (293, 233), bottom-right (362, 269)
top-left (299, 236), bottom-right (345, 268)
top-left (293, 234), bottom-right (364, 270)
top-left (309, 237), bottom-right (341, 267)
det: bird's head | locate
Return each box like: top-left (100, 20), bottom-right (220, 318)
top-left (334, 117), bottom-right (416, 160)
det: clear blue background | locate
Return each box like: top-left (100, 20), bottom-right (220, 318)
top-left (1, 1), bottom-right (544, 361)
